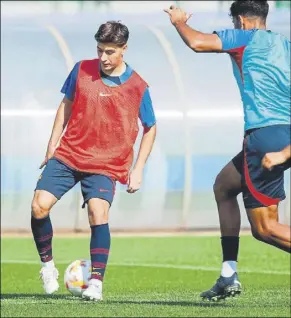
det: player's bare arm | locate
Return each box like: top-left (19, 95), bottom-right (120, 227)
top-left (262, 145), bottom-right (291, 170)
top-left (164, 5), bottom-right (222, 52)
top-left (40, 97), bottom-right (73, 169)
top-left (127, 124), bottom-right (157, 193)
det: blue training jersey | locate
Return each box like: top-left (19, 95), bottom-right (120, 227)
top-left (214, 29), bottom-right (291, 131)
top-left (61, 62), bottom-right (156, 128)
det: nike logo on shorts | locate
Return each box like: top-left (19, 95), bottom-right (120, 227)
top-left (99, 189), bottom-right (110, 193)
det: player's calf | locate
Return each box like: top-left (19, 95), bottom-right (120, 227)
top-left (83, 222), bottom-right (109, 301)
top-left (31, 190), bottom-right (59, 294)
top-left (203, 161), bottom-right (243, 301)
top-left (82, 197), bottom-right (111, 301)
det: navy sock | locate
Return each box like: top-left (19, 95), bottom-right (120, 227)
top-left (221, 236), bottom-right (239, 262)
top-left (90, 224), bottom-right (111, 281)
top-left (31, 215), bottom-right (53, 263)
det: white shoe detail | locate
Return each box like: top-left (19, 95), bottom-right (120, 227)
top-left (40, 267), bottom-right (59, 294)
top-left (82, 280), bottom-right (103, 301)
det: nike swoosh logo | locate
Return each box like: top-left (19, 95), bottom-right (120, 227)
top-left (99, 189), bottom-right (110, 192)
top-left (99, 92), bottom-right (112, 97)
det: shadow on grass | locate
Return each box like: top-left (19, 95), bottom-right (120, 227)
top-left (6, 293), bottom-right (285, 309)
top-left (1, 293), bottom-right (231, 307)
top-left (1, 293), bottom-right (76, 301)
top-left (106, 299), bottom-right (230, 307)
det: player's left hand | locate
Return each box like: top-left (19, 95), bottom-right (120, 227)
top-left (164, 5), bottom-right (192, 26)
top-left (127, 168), bottom-right (143, 193)
top-left (262, 151), bottom-right (287, 170)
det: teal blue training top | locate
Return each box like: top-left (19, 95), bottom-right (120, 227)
top-left (214, 29), bottom-right (290, 131)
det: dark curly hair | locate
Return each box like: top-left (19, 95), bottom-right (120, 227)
top-left (95, 21), bottom-right (129, 47)
top-left (230, 0), bottom-right (269, 22)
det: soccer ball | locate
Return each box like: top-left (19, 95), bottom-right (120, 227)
top-left (64, 259), bottom-right (91, 297)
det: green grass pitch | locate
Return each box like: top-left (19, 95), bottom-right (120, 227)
top-left (1, 235), bottom-right (290, 317)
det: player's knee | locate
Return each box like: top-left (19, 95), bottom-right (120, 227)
top-left (87, 198), bottom-right (110, 225)
top-left (213, 177), bottom-right (231, 201)
top-left (88, 209), bottom-right (108, 225)
top-left (213, 178), bottom-right (223, 200)
top-left (251, 223), bottom-right (273, 243)
top-left (251, 228), bottom-right (264, 242)
top-left (31, 199), bottom-right (50, 219)
top-left (87, 204), bottom-right (109, 225)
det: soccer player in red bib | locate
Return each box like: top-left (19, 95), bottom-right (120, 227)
top-left (31, 21), bottom-right (156, 301)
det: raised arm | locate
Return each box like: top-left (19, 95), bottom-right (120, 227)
top-left (164, 5), bottom-right (223, 52)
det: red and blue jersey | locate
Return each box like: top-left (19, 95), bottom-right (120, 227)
top-left (61, 61), bottom-right (156, 128)
top-left (54, 59), bottom-right (151, 183)
top-left (214, 29), bottom-right (290, 131)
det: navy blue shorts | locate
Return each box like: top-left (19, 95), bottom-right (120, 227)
top-left (232, 124), bottom-right (290, 209)
top-left (35, 158), bottom-right (116, 208)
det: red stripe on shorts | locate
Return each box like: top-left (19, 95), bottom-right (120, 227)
top-left (243, 138), bottom-right (280, 207)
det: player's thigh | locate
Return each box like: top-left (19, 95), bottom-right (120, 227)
top-left (214, 154), bottom-right (243, 197)
top-left (80, 174), bottom-right (116, 209)
top-left (34, 158), bottom-right (78, 207)
top-left (242, 125), bottom-right (290, 210)
top-left (81, 174), bottom-right (115, 224)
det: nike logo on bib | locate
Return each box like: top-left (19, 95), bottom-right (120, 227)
top-left (99, 92), bottom-right (112, 97)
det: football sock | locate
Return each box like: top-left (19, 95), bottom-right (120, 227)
top-left (221, 261), bottom-right (237, 277)
top-left (221, 236), bottom-right (239, 277)
top-left (90, 224), bottom-right (111, 282)
top-left (31, 215), bottom-right (53, 264)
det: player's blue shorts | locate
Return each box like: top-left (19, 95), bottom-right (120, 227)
top-left (232, 124), bottom-right (290, 209)
top-left (35, 158), bottom-right (116, 208)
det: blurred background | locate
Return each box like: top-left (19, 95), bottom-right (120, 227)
top-left (1, 1), bottom-right (290, 232)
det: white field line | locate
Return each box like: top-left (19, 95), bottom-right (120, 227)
top-left (1, 260), bottom-right (289, 276)
top-left (45, 25), bottom-right (74, 73)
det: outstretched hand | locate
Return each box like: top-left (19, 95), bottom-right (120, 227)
top-left (164, 5), bottom-right (192, 25)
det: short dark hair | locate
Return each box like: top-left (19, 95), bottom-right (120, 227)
top-left (230, 0), bottom-right (269, 22)
top-left (94, 21), bottom-right (129, 46)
